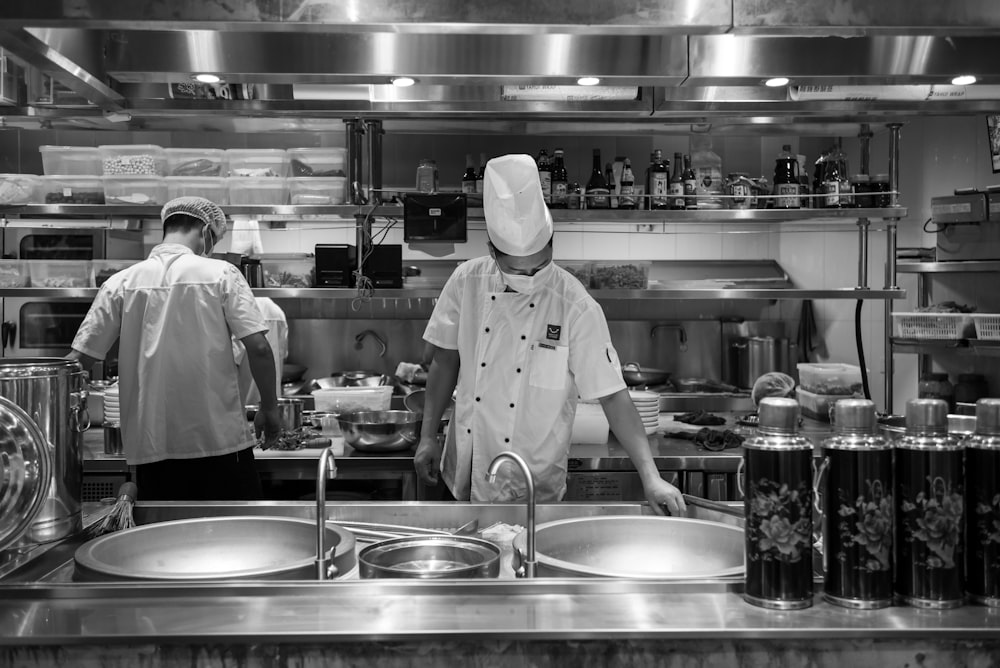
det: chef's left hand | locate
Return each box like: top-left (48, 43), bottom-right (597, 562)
top-left (644, 477), bottom-right (686, 516)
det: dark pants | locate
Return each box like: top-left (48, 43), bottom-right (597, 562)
top-left (135, 447), bottom-right (262, 501)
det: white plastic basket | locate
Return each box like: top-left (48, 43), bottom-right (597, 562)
top-left (972, 314), bottom-right (1000, 341)
top-left (891, 312), bottom-right (975, 340)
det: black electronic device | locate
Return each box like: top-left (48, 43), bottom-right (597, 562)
top-left (366, 244), bottom-right (403, 288)
top-left (403, 193), bottom-right (468, 243)
top-left (314, 244), bottom-right (357, 287)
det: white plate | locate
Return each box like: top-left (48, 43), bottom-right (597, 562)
top-left (628, 390), bottom-right (659, 401)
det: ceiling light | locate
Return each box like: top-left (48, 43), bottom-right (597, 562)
top-left (391, 77), bottom-right (416, 87)
top-left (192, 73), bottom-right (222, 84)
top-left (952, 74), bottom-right (977, 86)
top-left (765, 77), bottom-right (790, 87)
top-left (577, 77), bottom-right (601, 86)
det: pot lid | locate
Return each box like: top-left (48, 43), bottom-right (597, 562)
top-left (0, 395), bottom-right (53, 552)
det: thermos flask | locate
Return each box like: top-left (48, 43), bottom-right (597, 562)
top-left (894, 398), bottom-right (965, 609)
top-left (743, 397), bottom-right (814, 609)
top-left (964, 398), bottom-right (1000, 607)
top-left (817, 399), bottom-right (893, 609)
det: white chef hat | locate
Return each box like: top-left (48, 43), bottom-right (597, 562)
top-left (161, 196), bottom-right (228, 241)
top-left (483, 154), bottom-right (553, 256)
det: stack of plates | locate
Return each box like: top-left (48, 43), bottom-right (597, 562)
top-left (629, 390), bottom-right (660, 435)
top-left (104, 384), bottom-right (120, 425)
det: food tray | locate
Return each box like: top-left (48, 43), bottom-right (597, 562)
top-left (971, 314), bottom-right (1000, 341)
top-left (102, 175), bottom-right (168, 205)
top-left (287, 148), bottom-right (348, 177)
top-left (796, 387), bottom-right (860, 423)
top-left (37, 176), bottom-right (105, 204)
top-left (225, 149), bottom-right (289, 178)
top-left (227, 177), bottom-right (288, 205)
top-left (556, 262), bottom-right (592, 287)
top-left (93, 260), bottom-right (137, 287)
top-left (166, 176), bottom-right (228, 203)
top-left (98, 144), bottom-right (167, 176)
top-left (0, 174), bottom-right (39, 205)
top-left (590, 262), bottom-right (650, 289)
top-left (164, 148), bottom-right (227, 177)
top-left (287, 176), bottom-right (347, 205)
top-left (796, 363), bottom-right (864, 396)
top-left (261, 253), bottom-right (314, 287)
top-left (891, 312), bottom-right (976, 340)
top-left (38, 146), bottom-right (101, 176)
top-left (0, 260), bottom-right (28, 288)
top-left (28, 260), bottom-right (94, 288)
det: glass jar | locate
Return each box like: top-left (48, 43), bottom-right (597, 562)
top-left (566, 182), bottom-right (582, 210)
top-left (872, 174), bottom-right (891, 207)
top-left (918, 372), bottom-right (954, 410)
top-left (954, 373), bottom-right (989, 406)
top-left (851, 174), bottom-right (872, 208)
top-left (416, 158), bottom-right (438, 193)
top-left (725, 172), bottom-right (755, 209)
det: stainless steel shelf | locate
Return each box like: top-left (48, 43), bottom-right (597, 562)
top-left (0, 287), bottom-right (907, 300)
top-left (891, 337), bottom-right (971, 354)
top-left (1, 204), bottom-right (908, 224)
top-left (897, 260), bottom-right (1000, 274)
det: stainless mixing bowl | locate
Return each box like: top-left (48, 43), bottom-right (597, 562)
top-left (338, 410), bottom-right (422, 452)
top-left (359, 535), bottom-right (501, 579)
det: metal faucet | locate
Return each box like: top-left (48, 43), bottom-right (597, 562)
top-left (650, 323), bottom-right (688, 351)
top-left (485, 451), bottom-right (536, 578)
top-left (354, 329), bottom-right (387, 358)
top-left (315, 446), bottom-right (340, 580)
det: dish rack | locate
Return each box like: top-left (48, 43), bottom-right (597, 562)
top-left (891, 312), bottom-right (976, 340)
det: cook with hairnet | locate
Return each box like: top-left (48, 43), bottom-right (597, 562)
top-left (68, 196), bottom-right (281, 500)
top-left (414, 155), bottom-right (686, 514)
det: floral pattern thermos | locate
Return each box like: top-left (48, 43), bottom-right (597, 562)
top-left (744, 397), bottom-right (815, 610)
top-left (964, 398), bottom-right (1000, 607)
top-left (818, 399), bottom-right (894, 609)
top-left (894, 398), bottom-right (965, 609)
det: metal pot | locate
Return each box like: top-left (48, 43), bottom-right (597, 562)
top-left (239, 257), bottom-right (264, 288)
top-left (277, 397), bottom-right (304, 431)
top-left (621, 362), bottom-right (671, 387)
top-left (731, 336), bottom-right (792, 389)
top-left (0, 358), bottom-right (89, 543)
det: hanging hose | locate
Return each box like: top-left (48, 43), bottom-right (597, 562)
top-left (855, 299), bottom-right (872, 401)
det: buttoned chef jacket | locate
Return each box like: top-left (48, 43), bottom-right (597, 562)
top-left (423, 255), bottom-right (626, 502)
top-left (72, 244), bottom-right (267, 465)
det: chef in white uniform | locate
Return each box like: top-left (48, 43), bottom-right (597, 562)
top-left (414, 154), bottom-right (685, 514)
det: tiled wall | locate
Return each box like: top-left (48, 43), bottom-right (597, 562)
top-left (4, 116), bottom-right (997, 411)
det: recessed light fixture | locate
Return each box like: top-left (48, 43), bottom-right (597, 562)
top-left (391, 77), bottom-right (416, 87)
top-left (577, 76), bottom-right (601, 86)
top-left (952, 74), bottom-right (977, 86)
top-left (765, 77), bottom-right (790, 87)
top-left (192, 73), bottom-right (222, 84)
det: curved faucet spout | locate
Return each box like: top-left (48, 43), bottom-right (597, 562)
top-left (354, 329), bottom-right (388, 358)
top-left (486, 451), bottom-right (536, 578)
top-left (315, 446), bottom-right (339, 580)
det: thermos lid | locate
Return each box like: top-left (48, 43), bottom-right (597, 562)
top-left (905, 398), bottom-right (948, 432)
top-left (832, 398), bottom-right (876, 434)
top-left (758, 397), bottom-right (800, 433)
top-left (975, 398), bottom-right (1000, 436)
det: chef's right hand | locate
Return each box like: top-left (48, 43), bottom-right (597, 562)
top-left (413, 435), bottom-right (443, 485)
top-left (254, 407), bottom-right (282, 450)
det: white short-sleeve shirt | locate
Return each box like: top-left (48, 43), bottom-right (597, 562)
top-left (72, 244), bottom-right (267, 465)
top-left (423, 256), bottom-right (626, 502)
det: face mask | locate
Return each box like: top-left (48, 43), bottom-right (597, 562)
top-left (497, 261), bottom-right (555, 294)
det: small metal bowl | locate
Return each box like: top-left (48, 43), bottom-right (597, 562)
top-left (359, 535), bottom-right (501, 579)
top-left (337, 410), bottom-right (422, 452)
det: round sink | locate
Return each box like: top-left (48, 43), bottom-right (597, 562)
top-left (74, 516), bottom-right (356, 581)
top-left (512, 516), bottom-right (744, 579)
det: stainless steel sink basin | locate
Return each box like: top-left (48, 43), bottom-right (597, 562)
top-left (512, 516), bottom-right (744, 579)
top-left (74, 516), bottom-right (356, 581)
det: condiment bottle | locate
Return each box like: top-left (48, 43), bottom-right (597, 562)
top-left (772, 144), bottom-right (801, 209)
top-left (668, 151), bottom-right (685, 210)
top-left (648, 149), bottom-right (669, 210)
top-left (817, 399), bottom-right (894, 609)
top-left (894, 399), bottom-right (965, 609)
top-left (550, 149), bottom-right (568, 209)
top-left (536, 149), bottom-right (552, 204)
top-left (416, 158), bottom-right (438, 193)
top-left (584, 149), bottom-right (610, 209)
top-left (918, 372), bottom-right (954, 412)
top-left (821, 140), bottom-right (850, 208)
top-left (743, 397), bottom-right (814, 610)
top-left (618, 158), bottom-right (636, 209)
top-left (963, 398), bottom-right (1000, 607)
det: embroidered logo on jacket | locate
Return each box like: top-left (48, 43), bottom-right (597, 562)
top-left (546, 324), bottom-right (562, 341)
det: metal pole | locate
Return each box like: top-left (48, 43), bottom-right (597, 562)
top-left (884, 122), bottom-right (904, 412)
top-left (344, 118), bottom-right (366, 206)
top-left (856, 217), bottom-right (870, 289)
top-left (364, 119), bottom-right (384, 206)
top-left (858, 123), bottom-right (873, 175)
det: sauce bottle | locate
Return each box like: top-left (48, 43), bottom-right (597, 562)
top-left (773, 144), bottom-right (801, 209)
top-left (618, 158), bottom-right (636, 209)
top-left (537, 149), bottom-right (552, 204)
top-left (649, 149), bottom-right (669, 210)
top-left (584, 149), bottom-right (609, 209)
top-left (669, 151), bottom-right (685, 210)
top-left (550, 149), bottom-right (568, 209)
top-left (682, 155), bottom-right (698, 210)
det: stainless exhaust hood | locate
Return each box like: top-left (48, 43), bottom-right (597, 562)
top-left (2, 0), bottom-right (1000, 129)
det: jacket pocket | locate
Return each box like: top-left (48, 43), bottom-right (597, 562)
top-left (528, 341), bottom-right (569, 390)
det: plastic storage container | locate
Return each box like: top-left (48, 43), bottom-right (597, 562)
top-left (164, 148), bottom-right (227, 177)
top-left (892, 312), bottom-right (976, 339)
top-left (225, 149), bottom-right (289, 178)
top-left (287, 177), bottom-right (347, 205)
top-left (0, 174), bottom-right (40, 205)
top-left (227, 177), bottom-right (288, 205)
top-left (590, 262), bottom-right (649, 289)
top-left (796, 363), bottom-right (864, 395)
top-left (311, 387), bottom-right (393, 413)
top-left (971, 313), bottom-right (1000, 340)
top-left (287, 148), bottom-right (348, 177)
top-left (98, 145), bottom-right (166, 176)
top-left (28, 260), bottom-right (94, 287)
top-left (102, 175), bottom-right (168, 205)
top-left (796, 387), bottom-right (857, 422)
top-left (261, 253), bottom-right (314, 287)
top-left (556, 262), bottom-right (592, 287)
top-left (165, 176), bottom-right (228, 203)
top-left (93, 259), bottom-right (137, 287)
top-left (0, 260), bottom-right (28, 288)
top-left (38, 176), bottom-right (105, 204)
top-left (38, 146), bottom-right (102, 176)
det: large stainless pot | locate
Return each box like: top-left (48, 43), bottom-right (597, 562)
top-left (0, 358), bottom-right (88, 543)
